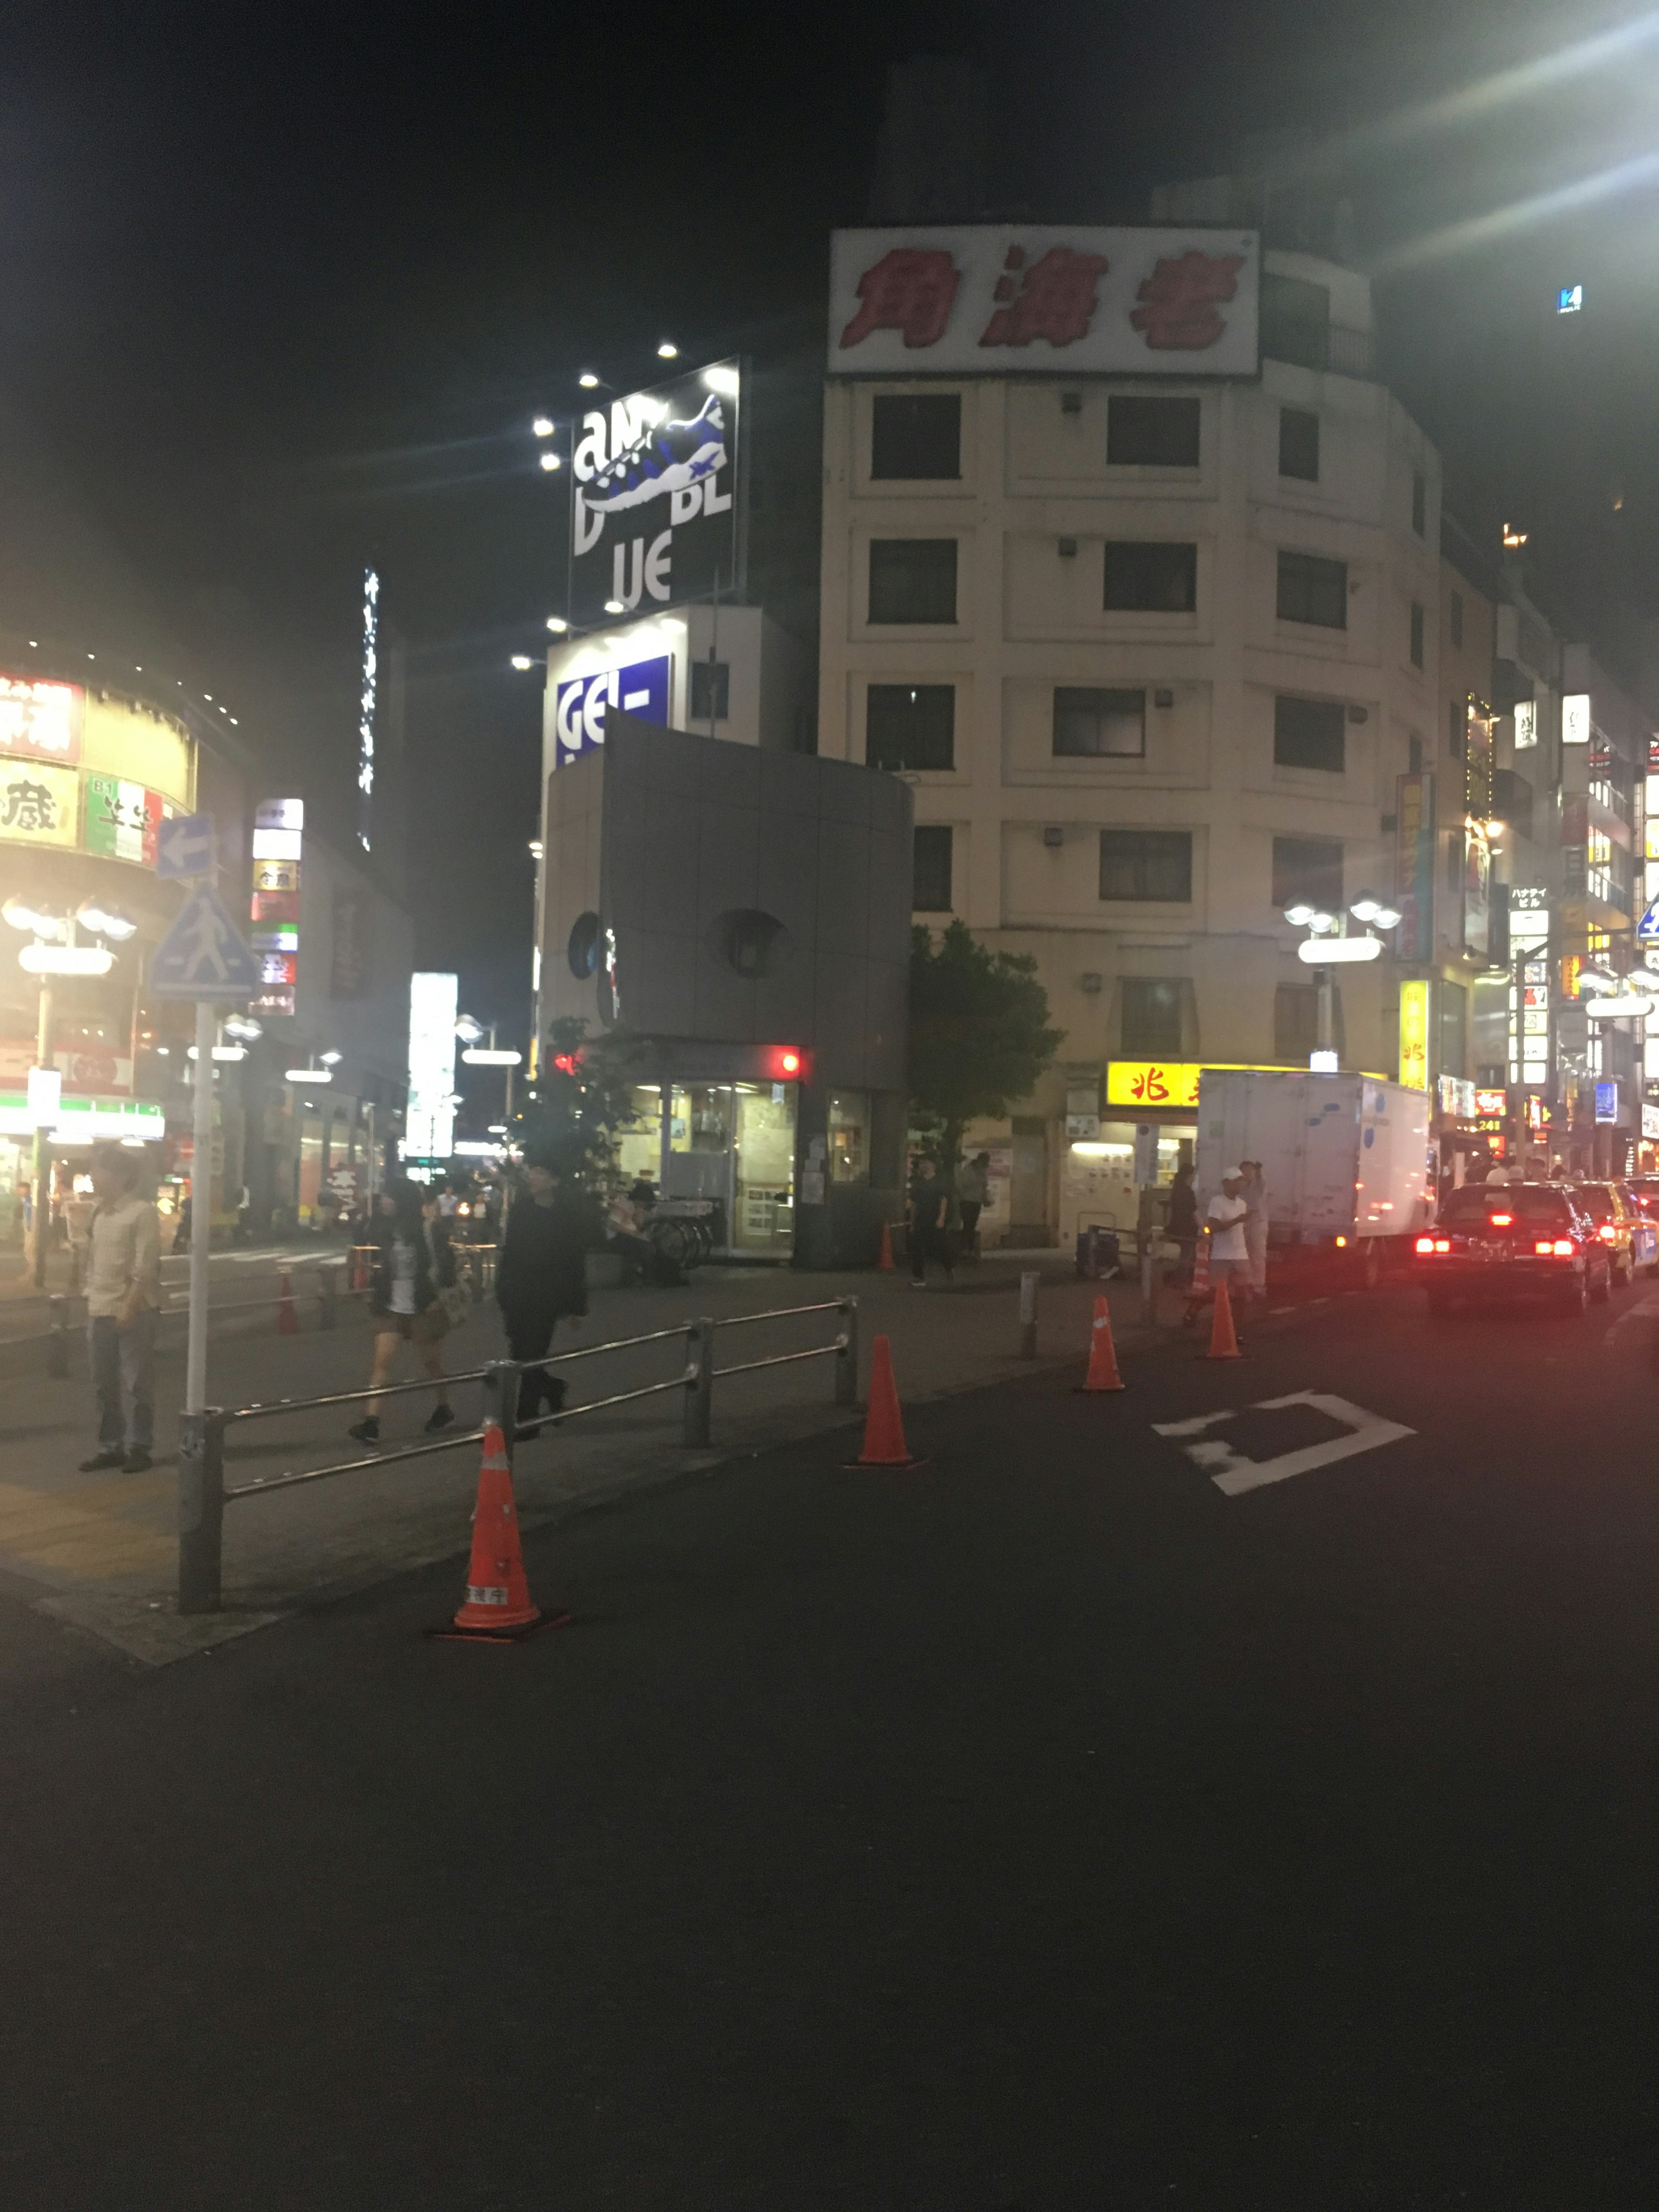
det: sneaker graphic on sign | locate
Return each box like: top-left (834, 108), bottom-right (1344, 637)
top-left (584, 394), bottom-right (727, 516)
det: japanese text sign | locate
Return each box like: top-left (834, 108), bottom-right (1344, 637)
top-left (0, 760), bottom-right (78, 849)
top-left (1399, 980), bottom-right (1429, 1092)
top-left (0, 676), bottom-right (82, 765)
top-left (829, 226), bottom-right (1259, 378)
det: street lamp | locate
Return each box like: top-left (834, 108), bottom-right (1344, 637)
top-left (1283, 893), bottom-right (1402, 1071)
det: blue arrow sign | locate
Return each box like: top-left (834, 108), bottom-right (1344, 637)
top-left (1638, 896), bottom-right (1659, 944)
top-left (149, 886), bottom-right (262, 1001)
top-left (154, 812), bottom-right (217, 880)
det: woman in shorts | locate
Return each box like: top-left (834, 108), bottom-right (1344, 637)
top-left (348, 1179), bottom-right (458, 1444)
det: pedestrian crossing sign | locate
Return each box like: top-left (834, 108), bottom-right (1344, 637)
top-left (149, 885), bottom-right (263, 1000)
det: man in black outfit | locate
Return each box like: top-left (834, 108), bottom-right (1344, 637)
top-left (495, 1154), bottom-right (590, 1435)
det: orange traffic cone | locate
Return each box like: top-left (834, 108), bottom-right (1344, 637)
top-left (429, 1424), bottom-right (569, 1641)
top-left (876, 1220), bottom-right (896, 1271)
top-left (1205, 1275), bottom-right (1243, 1360)
top-left (845, 1332), bottom-right (925, 1468)
top-left (1075, 1295), bottom-right (1126, 1392)
top-left (276, 1268), bottom-right (299, 1335)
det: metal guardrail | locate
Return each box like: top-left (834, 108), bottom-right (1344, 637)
top-left (176, 1296), bottom-right (858, 1613)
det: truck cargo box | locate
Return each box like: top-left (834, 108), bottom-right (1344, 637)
top-left (1195, 1071), bottom-right (1433, 1245)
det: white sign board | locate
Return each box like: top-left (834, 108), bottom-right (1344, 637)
top-left (26, 1065), bottom-right (61, 1126)
top-left (829, 225), bottom-right (1259, 378)
top-left (406, 970), bottom-right (458, 1161)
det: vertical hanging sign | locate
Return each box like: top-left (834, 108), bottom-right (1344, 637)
top-left (358, 568), bottom-right (379, 854)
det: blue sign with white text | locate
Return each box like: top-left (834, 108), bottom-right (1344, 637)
top-left (553, 653), bottom-right (672, 768)
top-left (1595, 1080), bottom-right (1618, 1125)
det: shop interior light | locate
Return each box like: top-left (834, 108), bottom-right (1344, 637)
top-left (532, 415), bottom-right (554, 437)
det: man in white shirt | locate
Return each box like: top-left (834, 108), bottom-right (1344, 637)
top-left (1240, 1160), bottom-right (1269, 1308)
top-left (79, 1147), bottom-right (162, 1473)
top-left (1207, 1166), bottom-right (1252, 1308)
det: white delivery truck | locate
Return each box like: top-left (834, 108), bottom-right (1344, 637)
top-left (1195, 1071), bottom-right (1435, 1284)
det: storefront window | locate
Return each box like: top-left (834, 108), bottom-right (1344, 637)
top-left (614, 1085), bottom-right (664, 1189)
top-left (827, 1091), bottom-right (870, 1183)
top-left (734, 1084), bottom-right (796, 1251)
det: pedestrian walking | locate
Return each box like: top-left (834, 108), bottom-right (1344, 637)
top-left (1206, 1165), bottom-right (1251, 1333)
top-left (496, 1153), bottom-right (591, 1433)
top-left (908, 1154), bottom-right (953, 1287)
top-left (1165, 1162), bottom-right (1198, 1285)
top-left (172, 1192), bottom-right (193, 1254)
top-left (956, 1151), bottom-right (989, 1260)
top-left (1240, 1160), bottom-right (1269, 1312)
top-left (78, 1147), bottom-right (162, 1474)
top-left (347, 1179), bottom-right (458, 1444)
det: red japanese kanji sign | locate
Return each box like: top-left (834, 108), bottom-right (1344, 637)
top-left (829, 227), bottom-right (1259, 377)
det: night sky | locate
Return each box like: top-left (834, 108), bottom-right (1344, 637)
top-left (3, 0), bottom-right (1656, 1071)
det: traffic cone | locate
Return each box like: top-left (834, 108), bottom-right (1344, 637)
top-left (429, 1424), bottom-right (569, 1641)
top-left (1205, 1275), bottom-right (1243, 1360)
top-left (876, 1220), bottom-right (895, 1271)
top-left (277, 1268), bottom-right (299, 1335)
top-left (845, 1332), bottom-right (925, 1468)
top-left (1074, 1295), bottom-right (1126, 1392)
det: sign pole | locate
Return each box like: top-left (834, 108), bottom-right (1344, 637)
top-left (185, 997), bottom-right (214, 1415)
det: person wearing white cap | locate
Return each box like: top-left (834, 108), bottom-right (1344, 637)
top-left (1207, 1166), bottom-right (1251, 1310)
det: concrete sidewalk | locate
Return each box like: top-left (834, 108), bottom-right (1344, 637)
top-left (0, 1251), bottom-right (1145, 1664)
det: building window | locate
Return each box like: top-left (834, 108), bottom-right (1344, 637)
top-left (1410, 602), bottom-right (1424, 668)
top-left (1278, 407), bottom-right (1320, 482)
top-left (865, 684), bottom-right (954, 771)
top-left (1411, 470), bottom-right (1427, 536)
top-left (1104, 541), bottom-right (1197, 613)
top-left (1277, 549), bottom-right (1348, 629)
top-left (1274, 982), bottom-right (1344, 1063)
top-left (868, 539), bottom-right (957, 624)
top-left (912, 825), bottom-right (953, 911)
top-left (1272, 835), bottom-right (1343, 912)
top-left (1099, 829), bottom-right (1192, 903)
top-left (1053, 687), bottom-right (1146, 758)
top-left (1261, 272), bottom-right (1330, 370)
top-left (1449, 698), bottom-right (1465, 757)
top-left (1273, 695), bottom-right (1346, 773)
top-left (871, 393), bottom-right (961, 480)
top-left (1449, 591), bottom-right (1463, 648)
top-left (1106, 395), bottom-right (1200, 467)
top-left (1121, 978), bottom-right (1184, 1056)
top-left (689, 659), bottom-right (729, 721)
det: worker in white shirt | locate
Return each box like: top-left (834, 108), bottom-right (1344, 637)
top-left (1207, 1166), bottom-right (1252, 1322)
top-left (1239, 1160), bottom-right (1269, 1311)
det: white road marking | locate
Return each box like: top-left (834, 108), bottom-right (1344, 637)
top-left (1153, 1391), bottom-right (1416, 1497)
top-left (1606, 1292), bottom-right (1659, 1337)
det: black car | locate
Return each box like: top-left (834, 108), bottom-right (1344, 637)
top-left (1415, 1182), bottom-right (1611, 1316)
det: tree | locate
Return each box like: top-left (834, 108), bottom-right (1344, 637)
top-left (907, 921), bottom-right (1063, 1173)
top-left (511, 1017), bottom-right (651, 1189)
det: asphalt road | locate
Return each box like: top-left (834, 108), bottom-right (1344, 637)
top-left (2, 1272), bottom-right (1656, 2208)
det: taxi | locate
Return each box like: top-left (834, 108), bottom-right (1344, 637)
top-left (1571, 1182), bottom-right (1645, 1287)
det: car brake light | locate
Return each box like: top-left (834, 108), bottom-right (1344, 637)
top-left (1434, 1238), bottom-right (1449, 1252)
top-left (1553, 1239), bottom-right (1573, 1257)
top-left (1535, 1240), bottom-right (1553, 1255)
top-left (1415, 1235), bottom-right (1434, 1254)
top-left (1489, 1213), bottom-right (1513, 1227)
top-left (1598, 1224), bottom-right (1617, 1242)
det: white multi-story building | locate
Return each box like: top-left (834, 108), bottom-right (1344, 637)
top-left (818, 225), bottom-right (1443, 1241)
